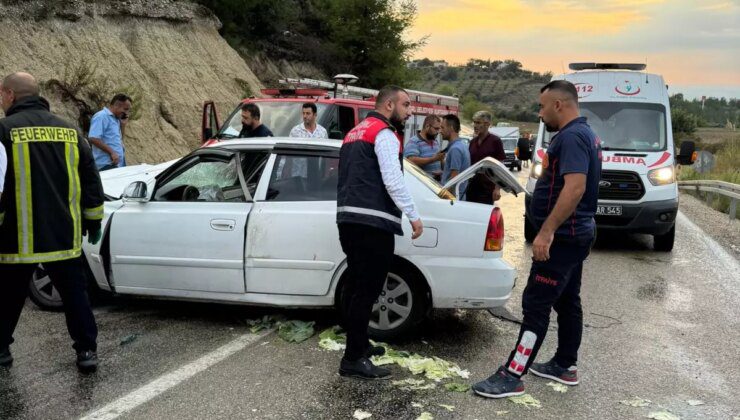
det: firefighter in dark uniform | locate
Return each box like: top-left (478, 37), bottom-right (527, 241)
top-left (336, 86), bottom-right (423, 380)
top-left (473, 80), bottom-right (601, 398)
top-left (0, 72), bottom-right (105, 373)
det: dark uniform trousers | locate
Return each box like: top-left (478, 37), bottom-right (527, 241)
top-left (338, 223), bottom-right (395, 361)
top-left (505, 235), bottom-right (593, 377)
top-left (0, 257), bottom-right (98, 352)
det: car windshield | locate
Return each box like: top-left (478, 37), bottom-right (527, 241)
top-left (541, 102), bottom-right (667, 152)
top-left (404, 160), bottom-right (455, 200)
top-left (502, 138), bottom-right (517, 151)
top-left (218, 102), bottom-right (334, 138)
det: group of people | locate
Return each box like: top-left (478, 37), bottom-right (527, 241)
top-left (336, 82), bottom-right (601, 403)
top-left (405, 110), bottom-right (506, 203)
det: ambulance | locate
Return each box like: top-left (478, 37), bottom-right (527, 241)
top-left (524, 63), bottom-right (696, 251)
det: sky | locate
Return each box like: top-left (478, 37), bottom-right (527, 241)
top-left (408, 0), bottom-right (740, 99)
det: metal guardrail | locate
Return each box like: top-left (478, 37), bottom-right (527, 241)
top-left (678, 180), bottom-right (740, 220)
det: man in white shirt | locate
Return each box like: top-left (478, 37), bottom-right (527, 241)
top-left (289, 102), bottom-right (328, 139)
top-left (336, 85), bottom-right (423, 380)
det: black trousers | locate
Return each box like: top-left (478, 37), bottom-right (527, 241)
top-left (506, 236), bottom-right (592, 377)
top-left (338, 223), bottom-right (395, 361)
top-left (0, 257), bottom-right (98, 352)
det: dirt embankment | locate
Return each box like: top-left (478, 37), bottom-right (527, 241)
top-left (0, 0), bottom-right (263, 164)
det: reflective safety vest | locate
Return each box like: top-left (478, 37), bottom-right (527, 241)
top-left (0, 96), bottom-right (105, 264)
top-left (336, 112), bottom-right (404, 235)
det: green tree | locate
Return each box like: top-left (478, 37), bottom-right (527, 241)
top-left (671, 108), bottom-right (698, 134)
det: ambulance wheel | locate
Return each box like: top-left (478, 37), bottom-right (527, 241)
top-left (653, 225), bottom-right (675, 252)
top-left (524, 217), bottom-right (537, 243)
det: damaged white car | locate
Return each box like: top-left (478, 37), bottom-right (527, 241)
top-left (29, 139), bottom-right (524, 339)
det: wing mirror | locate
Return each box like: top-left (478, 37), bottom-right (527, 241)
top-left (122, 181), bottom-right (149, 203)
top-left (676, 140), bottom-right (696, 166)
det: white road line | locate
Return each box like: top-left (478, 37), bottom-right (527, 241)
top-left (677, 211), bottom-right (740, 282)
top-left (79, 329), bottom-right (274, 420)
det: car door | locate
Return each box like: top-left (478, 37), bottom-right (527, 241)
top-left (245, 145), bottom-right (342, 296)
top-left (109, 148), bottom-right (256, 295)
top-left (441, 157), bottom-right (526, 198)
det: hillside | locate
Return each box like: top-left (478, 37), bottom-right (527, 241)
top-left (0, 0), bottom-right (263, 164)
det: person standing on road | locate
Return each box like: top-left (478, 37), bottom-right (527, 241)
top-left (239, 103), bottom-right (273, 138)
top-left (0, 72), bottom-right (105, 373)
top-left (0, 138), bottom-right (6, 199)
top-left (467, 110), bottom-right (505, 204)
top-left (336, 85), bottom-right (423, 380)
top-left (404, 115), bottom-right (445, 180)
top-left (472, 80), bottom-right (601, 398)
top-left (89, 93), bottom-right (132, 171)
top-left (289, 102), bottom-right (328, 139)
top-left (440, 114), bottom-right (470, 197)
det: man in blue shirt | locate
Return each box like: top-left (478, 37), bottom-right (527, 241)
top-left (89, 94), bottom-right (131, 171)
top-left (440, 114), bottom-right (470, 197)
top-left (473, 80), bottom-right (601, 399)
top-left (404, 115), bottom-right (444, 179)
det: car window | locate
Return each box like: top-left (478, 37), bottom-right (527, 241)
top-left (154, 157), bottom-right (246, 202)
top-left (266, 154), bottom-right (339, 202)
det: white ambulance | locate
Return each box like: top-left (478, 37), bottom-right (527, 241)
top-left (524, 63), bottom-right (696, 251)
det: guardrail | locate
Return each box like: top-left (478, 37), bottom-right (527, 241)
top-left (678, 180), bottom-right (740, 220)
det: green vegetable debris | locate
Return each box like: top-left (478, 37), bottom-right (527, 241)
top-left (277, 320), bottom-right (315, 343)
top-left (507, 394), bottom-right (542, 409)
top-left (444, 382), bottom-right (471, 393)
top-left (392, 378), bottom-right (436, 391)
top-left (353, 409), bottom-right (372, 419)
top-left (647, 410), bottom-right (680, 420)
top-left (416, 413), bottom-right (433, 420)
top-left (438, 404), bottom-right (455, 412)
top-left (546, 382), bottom-right (569, 393)
top-left (620, 397), bottom-right (652, 407)
top-left (370, 343), bottom-right (469, 382)
top-left (246, 315), bottom-right (278, 333)
top-left (318, 326), bottom-right (346, 351)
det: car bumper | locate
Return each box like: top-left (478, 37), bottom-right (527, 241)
top-left (525, 195), bottom-right (677, 235)
top-left (410, 255), bottom-right (516, 309)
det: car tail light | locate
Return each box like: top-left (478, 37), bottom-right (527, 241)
top-left (485, 207), bottom-right (505, 251)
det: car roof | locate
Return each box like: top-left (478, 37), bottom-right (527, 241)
top-left (209, 137), bottom-right (342, 151)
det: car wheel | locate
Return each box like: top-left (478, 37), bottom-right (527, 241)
top-left (339, 267), bottom-right (428, 341)
top-left (524, 216), bottom-right (537, 243)
top-left (28, 265), bottom-right (64, 311)
top-left (653, 224), bottom-right (675, 252)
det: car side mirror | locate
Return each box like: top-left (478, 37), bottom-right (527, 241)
top-left (329, 130), bottom-right (343, 140)
top-left (676, 141), bottom-right (696, 165)
top-left (122, 181), bottom-right (149, 203)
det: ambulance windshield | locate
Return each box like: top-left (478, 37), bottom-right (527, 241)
top-left (542, 102), bottom-right (667, 152)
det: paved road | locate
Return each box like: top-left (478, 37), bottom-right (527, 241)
top-left (2, 170), bottom-right (739, 420)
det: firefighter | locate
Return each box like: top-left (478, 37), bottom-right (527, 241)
top-left (473, 80), bottom-right (601, 398)
top-left (0, 72), bottom-right (105, 373)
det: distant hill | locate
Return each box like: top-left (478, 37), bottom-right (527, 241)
top-left (409, 58), bottom-right (552, 123)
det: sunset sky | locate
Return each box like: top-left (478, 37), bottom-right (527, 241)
top-left (409, 0), bottom-right (740, 99)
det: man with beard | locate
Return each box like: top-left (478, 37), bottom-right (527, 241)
top-left (336, 85), bottom-right (423, 380)
top-left (467, 110), bottom-right (505, 204)
top-left (472, 80), bottom-right (601, 398)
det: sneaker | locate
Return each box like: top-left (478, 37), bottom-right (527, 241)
top-left (339, 357), bottom-right (391, 380)
top-left (472, 366), bottom-right (525, 399)
top-left (365, 345), bottom-right (386, 358)
top-left (0, 347), bottom-right (12, 367)
top-left (530, 359), bottom-right (578, 385)
top-left (76, 350), bottom-right (98, 373)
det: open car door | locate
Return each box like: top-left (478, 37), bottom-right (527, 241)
top-left (201, 100), bottom-right (221, 144)
top-left (442, 157), bottom-right (526, 198)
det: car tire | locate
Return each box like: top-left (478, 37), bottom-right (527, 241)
top-left (339, 265), bottom-right (428, 342)
top-left (524, 216), bottom-right (537, 243)
top-left (653, 224), bottom-right (675, 252)
top-left (28, 264), bottom-right (64, 311)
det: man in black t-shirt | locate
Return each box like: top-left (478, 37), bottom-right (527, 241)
top-left (239, 103), bottom-right (273, 138)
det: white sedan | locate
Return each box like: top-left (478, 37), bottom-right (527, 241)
top-left (30, 138), bottom-right (524, 339)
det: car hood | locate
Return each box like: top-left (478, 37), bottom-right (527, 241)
top-left (101, 159), bottom-right (178, 199)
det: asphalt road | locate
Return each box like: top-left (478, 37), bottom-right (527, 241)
top-left (2, 170), bottom-right (739, 420)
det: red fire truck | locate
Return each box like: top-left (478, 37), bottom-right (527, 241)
top-left (201, 76), bottom-right (459, 145)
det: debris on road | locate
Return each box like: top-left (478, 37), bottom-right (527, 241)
top-left (647, 410), bottom-right (680, 420)
top-left (546, 382), bottom-right (569, 393)
top-left (353, 409), bottom-right (372, 419)
top-left (246, 315), bottom-right (278, 333)
top-left (438, 404), bottom-right (455, 412)
top-left (507, 394), bottom-right (542, 409)
top-left (411, 402), bottom-right (424, 408)
top-left (685, 400), bottom-right (704, 406)
top-left (620, 397), bottom-right (652, 407)
top-left (119, 334), bottom-right (139, 346)
top-left (370, 343), bottom-right (470, 382)
top-left (416, 412), bottom-right (433, 420)
top-left (495, 411), bottom-right (510, 416)
top-left (318, 326), bottom-right (346, 351)
top-left (277, 320), bottom-right (315, 343)
top-left (444, 382), bottom-right (471, 393)
top-left (392, 378), bottom-right (436, 391)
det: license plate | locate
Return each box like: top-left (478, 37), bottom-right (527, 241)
top-left (596, 205), bottom-right (622, 216)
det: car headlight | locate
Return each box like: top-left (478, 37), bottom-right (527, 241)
top-left (530, 162), bottom-right (543, 179)
top-left (647, 165), bottom-right (675, 186)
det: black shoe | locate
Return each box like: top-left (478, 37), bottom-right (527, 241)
top-left (530, 359), bottom-right (579, 385)
top-left (0, 347), bottom-right (12, 367)
top-left (76, 350), bottom-right (98, 373)
top-left (472, 366), bottom-right (525, 399)
top-left (365, 345), bottom-right (386, 358)
top-left (339, 357), bottom-right (391, 380)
